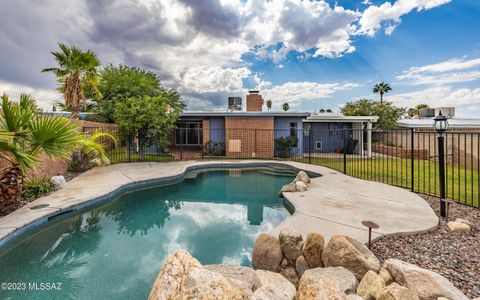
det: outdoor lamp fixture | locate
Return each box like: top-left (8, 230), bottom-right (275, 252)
top-left (433, 111), bottom-right (449, 136)
top-left (433, 110), bottom-right (449, 218)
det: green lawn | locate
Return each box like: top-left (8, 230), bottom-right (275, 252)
top-left (106, 148), bottom-right (173, 164)
top-left (297, 156), bottom-right (479, 207)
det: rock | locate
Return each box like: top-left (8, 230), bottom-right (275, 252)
top-left (322, 235), bottom-right (380, 280)
top-left (296, 170), bottom-right (311, 184)
top-left (281, 259), bottom-right (288, 268)
top-left (454, 218), bottom-right (474, 227)
top-left (280, 266), bottom-right (299, 288)
top-left (295, 180), bottom-right (308, 192)
top-left (280, 183), bottom-right (297, 194)
top-left (296, 256), bottom-right (309, 277)
top-left (377, 283), bottom-right (418, 300)
top-left (347, 295), bottom-right (364, 300)
top-left (252, 270), bottom-right (296, 300)
top-left (182, 267), bottom-right (249, 299)
top-left (356, 270), bottom-right (386, 300)
top-left (447, 221), bottom-right (470, 233)
top-left (252, 233), bottom-right (283, 272)
top-left (379, 267), bottom-right (393, 285)
top-left (91, 157), bottom-right (110, 167)
top-left (279, 228), bottom-right (303, 264)
top-left (302, 232), bottom-right (325, 268)
top-left (148, 250), bottom-right (202, 300)
top-left (297, 267), bottom-right (358, 299)
top-left (300, 267), bottom-right (358, 295)
top-left (437, 298), bottom-right (451, 300)
top-left (384, 259), bottom-right (468, 300)
top-left (50, 175), bottom-right (66, 190)
top-left (204, 264), bottom-right (254, 292)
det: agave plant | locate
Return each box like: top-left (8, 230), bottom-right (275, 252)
top-left (0, 93), bottom-right (84, 212)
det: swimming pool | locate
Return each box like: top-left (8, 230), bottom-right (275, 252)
top-left (0, 167), bottom-right (297, 300)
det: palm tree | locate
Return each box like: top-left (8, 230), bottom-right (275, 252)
top-left (282, 102), bottom-right (290, 112)
top-left (0, 94), bottom-right (84, 212)
top-left (266, 100), bottom-right (272, 111)
top-left (373, 82), bottom-right (392, 105)
top-left (42, 44), bottom-right (101, 119)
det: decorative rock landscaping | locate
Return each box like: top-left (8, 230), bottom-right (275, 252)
top-left (149, 227), bottom-right (469, 300)
top-left (279, 170), bottom-right (311, 193)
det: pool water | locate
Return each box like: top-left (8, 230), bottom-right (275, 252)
top-left (0, 167), bottom-right (296, 300)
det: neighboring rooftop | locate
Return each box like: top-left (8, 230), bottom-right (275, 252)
top-left (397, 118), bottom-right (480, 129)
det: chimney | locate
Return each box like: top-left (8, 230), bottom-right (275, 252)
top-left (246, 90), bottom-right (263, 112)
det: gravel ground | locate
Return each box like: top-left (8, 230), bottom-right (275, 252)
top-left (371, 195), bottom-right (479, 299)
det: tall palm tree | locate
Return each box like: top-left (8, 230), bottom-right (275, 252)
top-left (266, 100), bottom-right (272, 111)
top-left (373, 82), bottom-right (392, 105)
top-left (0, 94), bottom-right (84, 212)
top-left (42, 44), bottom-right (101, 119)
top-left (282, 102), bottom-right (290, 112)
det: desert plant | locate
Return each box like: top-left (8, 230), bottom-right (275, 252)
top-left (282, 102), bottom-right (290, 112)
top-left (373, 82), bottom-right (392, 105)
top-left (42, 43), bottom-right (101, 119)
top-left (0, 94), bottom-right (83, 213)
top-left (22, 178), bottom-right (55, 201)
top-left (69, 130), bottom-right (117, 172)
top-left (266, 100), bottom-right (272, 111)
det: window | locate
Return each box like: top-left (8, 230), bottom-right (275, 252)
top-left (315, 141), bottom-right (322, 150)
top-left (175, 122), bottom-right (203, 145)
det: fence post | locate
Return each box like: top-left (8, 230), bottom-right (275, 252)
top-left (343, 130), bottom-right (347, 175)
top-left (128, 132), bottom-right (131, 163)
top-left (410, 128), bottom-right (414, 192)
top-left (308, 130), bottom-right (312, 164)
top-left (438, 133), bottom-right (447, 217)
top-left (180, 129), bottom-right (183, 160)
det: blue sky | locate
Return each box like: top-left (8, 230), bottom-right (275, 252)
top-left (0, 0), bottom-right (479, 117)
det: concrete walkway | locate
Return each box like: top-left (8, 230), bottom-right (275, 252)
top-left (0, 160), bottom-right (438, 246)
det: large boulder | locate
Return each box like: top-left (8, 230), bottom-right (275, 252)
top-left (204, 264), bottom-right (254, 292)
top-left (300, 267), bottom-right (358, 295)
top-left (252, 270), bottom-right (296, 300)
top-left (279, 228), bottom-right (304, 264)
top-left (296, 171), bottom-right (311, 184)
top-left (252, 233), bottom-right (283, 272)
top-left (182, 267), bottom-right (249, 299)
top-left (148, 250), bottom-right (201, 299)
top-left (356, 270), bottom-right (386, 300)
top-left (379, 267), bottom-right (393, 285)
top-left (295, 180), bottom-right (308, 192)
top-left (302, 232), bottom-right (325, 268)
top-left (384, 259), bottom-right (468, 300)
top-left (377, 282), bottom-right (419, 300)
top-left (323, 235), bottom-right (380, 280)
top-left (280, 266), bottom-right (299, 288)
top-left (280, 183), bottom-right (297, 194)
top-left (297, 267), bottom-right (357, 300)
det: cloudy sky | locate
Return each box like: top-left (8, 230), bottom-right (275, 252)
top-left (1, 0), bottom-right (479, 117)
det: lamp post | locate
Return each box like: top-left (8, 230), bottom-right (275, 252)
top-left (433, 111), bottom-right (449, 218)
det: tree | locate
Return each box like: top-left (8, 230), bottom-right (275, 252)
top-left (42, 44), bottom-right (101, 119)
top-left (282, 102), bottom-right (290, 112)
top-left (373, 82), bottom-right (392, 105)
top-left (341, 98), bottom-right (406, 129)
top-left (114, 90), bottom-right (185, 160)
top-left (407, 103), bottom-right (429, 118)
top-left (95, 65), bottom-right (163, 123)
top-left (0, 94), bottom-right (83, 213)
top-left (266, 100), bottom-right (272, 111)
top-left (326, 108), bottom-right (333, 113)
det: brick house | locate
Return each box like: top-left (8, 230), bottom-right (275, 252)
top-left (173, 91), bottom-right (378, 159)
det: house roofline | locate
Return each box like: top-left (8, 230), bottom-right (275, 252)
top-left (180, 111), bottom-right (310, 117)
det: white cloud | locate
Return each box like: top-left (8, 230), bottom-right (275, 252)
top-left (388, 86), bottom-right (480, 117)
top-left (259, 81), bottom-right (359, 109)
top-left (0, 80), bottom-right (60, 110)
top-left (397, 57), bottom-right (480, 85)
top-left (358, 0), bottom-right (452, 36)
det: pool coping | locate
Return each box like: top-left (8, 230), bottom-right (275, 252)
top-left (0, 160), bottom-right (439, 248)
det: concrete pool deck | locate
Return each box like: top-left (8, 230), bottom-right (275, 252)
top-left (0, 160), bottom-right (438, 246)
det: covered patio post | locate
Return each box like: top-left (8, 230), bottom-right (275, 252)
top-left (367, 121), bottom-right (372, 158)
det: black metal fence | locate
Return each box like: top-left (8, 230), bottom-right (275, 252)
top-left (83, 126), bottom-right (480, 208)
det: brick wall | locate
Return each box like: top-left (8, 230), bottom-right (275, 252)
top-left (372, 143), bottom-right (429, 160)
top-left (246, 93), bottom-right (263, 112)
top-left (225, 117), bottom-right (274, 158)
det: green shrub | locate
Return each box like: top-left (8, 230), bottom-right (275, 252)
top-left (22, 178), bottom-right (55, 201)
top-left (275, 136), bottom-right (298, 158)
top-left (384, 140), bottom-right (403, 148)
